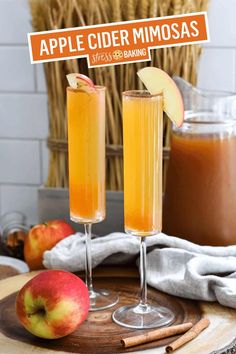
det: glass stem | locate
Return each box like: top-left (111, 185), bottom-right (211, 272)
top-left (84, 223), bottom-right (94, 295)
top-left (139, 237), bottom-right (147, 307)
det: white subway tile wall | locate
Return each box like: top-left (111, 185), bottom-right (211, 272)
top-left (0, 0), bottom-right (48, 224)
top-left (1, 186), bottom-right (39, 225)
top-left (0, 0), bottom-right (31, 44)
top-left (36, 64), bottom-right (47, 93)
top-left (205, 0), bottom-right (236, 48)
top-left (197, 48), bottom-right (236, 91)
top-left (0, 140), bottom-right (41, 184)
top-left (197, 0), bottom-right (236, 89)
top-left (0, 0), bottom-right (235, 224)
top-left (0, 47), bottom-right (35, 92)
top-left (0, 94), bottom-right (48, 139)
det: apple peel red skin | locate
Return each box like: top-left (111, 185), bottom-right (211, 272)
top-left (16, 270), bottom-right (90, 339)
top-left (67, 73), bottom-right (96, 92)
top-left (24, 220), bottom-right (74, 270)
top-left (76, 74), bottom-right (95, 88)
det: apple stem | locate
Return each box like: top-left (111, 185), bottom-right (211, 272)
top-left (27, 308), bottom-right (46, 318)
top-left (84, 223), bottom-right (94, 296)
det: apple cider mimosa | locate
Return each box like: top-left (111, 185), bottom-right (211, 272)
top-left (67, 86), bottom-right (105, 223)
top-left (123, 91), bottom-right (163, 235)
top-left (113, 67), bottom-right (183, 329)
top-left (67, 73), bottom-right (118, 311)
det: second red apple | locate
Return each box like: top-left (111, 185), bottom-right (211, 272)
top-left (24, 220), bottom-right (74, 270)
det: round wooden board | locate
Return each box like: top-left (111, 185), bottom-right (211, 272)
top-left (0, 269), bottom-right (236, 354)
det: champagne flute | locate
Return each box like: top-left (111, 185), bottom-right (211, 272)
top-left (112, 90), bottom-right (175, 328)
top-left (67, 82), bottom-right (118, 311)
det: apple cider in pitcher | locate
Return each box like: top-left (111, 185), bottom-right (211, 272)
top-left (163, 111), bottom-right (236, 246)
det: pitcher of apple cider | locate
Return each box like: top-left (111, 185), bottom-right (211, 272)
top-left (163, 78), bottom-right (236, 246)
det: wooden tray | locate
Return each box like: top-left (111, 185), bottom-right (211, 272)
top-left (0, 268), bottom-right (236, 354)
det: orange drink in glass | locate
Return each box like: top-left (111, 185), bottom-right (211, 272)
top-left (67, 86), bottom-right (105, 223)
top-left (123, 91), bottom-right (163, 236)
top-left (67, 81), bottom-right (118, 311)
top-left (112, 90), bottom-right (175, 329)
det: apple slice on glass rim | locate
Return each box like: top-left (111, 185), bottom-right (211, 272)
top-left (66, 73), bottom-right (96, 92)
top-left (137, 67), bottom-right (184, 127)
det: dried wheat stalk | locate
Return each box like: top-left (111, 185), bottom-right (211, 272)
top-left (29, 0), bottom-right (209, 190)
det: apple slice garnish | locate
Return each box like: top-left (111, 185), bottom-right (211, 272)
top-left (137, 67), bottom-right (184, 127)
top-left (66, 73), bottom-right (95, 92)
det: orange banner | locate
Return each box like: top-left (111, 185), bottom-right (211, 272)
top-left (28, 12), bottom-right (209, 67)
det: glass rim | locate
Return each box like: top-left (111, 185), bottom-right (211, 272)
top-left (123, 90), bottom-right (162, 98)
top-left (67, 85), bottom-right (106, 92)
top-left (182, 110), bottom-right (236, 126)
top-left (195, 87), bottom-right (236, 98)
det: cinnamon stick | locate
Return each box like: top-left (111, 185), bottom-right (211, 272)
top-left (165, 318), bottom-right (210, 353)
top-left (121, 322), bottom-right (193, 348)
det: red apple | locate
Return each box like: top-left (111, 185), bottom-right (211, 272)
top-left (16, 270), bottom-right (89, 339)
top-left (66, 73), bottom-right (95, 92)
top-left (24, 220), bottom-right (74, 270)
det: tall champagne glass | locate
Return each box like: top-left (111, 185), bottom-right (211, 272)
top-left (112, 90), bottom-right (175, 328)
top-left (67, 85), bottom-right (118, 311)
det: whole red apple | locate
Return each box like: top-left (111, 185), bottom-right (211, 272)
top-left (24, 220), bottom-right (74, 270)
top-left (16, 270), bottom-right (89, 339)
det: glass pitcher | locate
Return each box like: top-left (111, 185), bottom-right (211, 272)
top-left (163, 78), bottom-right (236, 246)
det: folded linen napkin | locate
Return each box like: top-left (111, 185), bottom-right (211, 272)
top-left (43, 232), bottom-right (236, 309)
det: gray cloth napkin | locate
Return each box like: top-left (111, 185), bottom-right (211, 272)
top-left (43, 232), bottom-right (236, 309)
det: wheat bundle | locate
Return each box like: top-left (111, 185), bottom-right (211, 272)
top-left (29, 0), bottom-right (209, 190)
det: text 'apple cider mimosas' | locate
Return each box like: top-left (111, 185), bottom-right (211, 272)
top-left (163, 87), bottom-right (236, 246)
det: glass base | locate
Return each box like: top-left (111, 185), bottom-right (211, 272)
top-left (70, 214), bottom-right (104, 224)
top-left (125, 228), bottom-right (160, 237)
top-left (89, 288), bottom-right (119, 311)
top-left (112, 302), bottom-right (175, 329)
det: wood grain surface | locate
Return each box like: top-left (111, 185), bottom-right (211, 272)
top-left (0, 269), bottom-right (236, 354)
